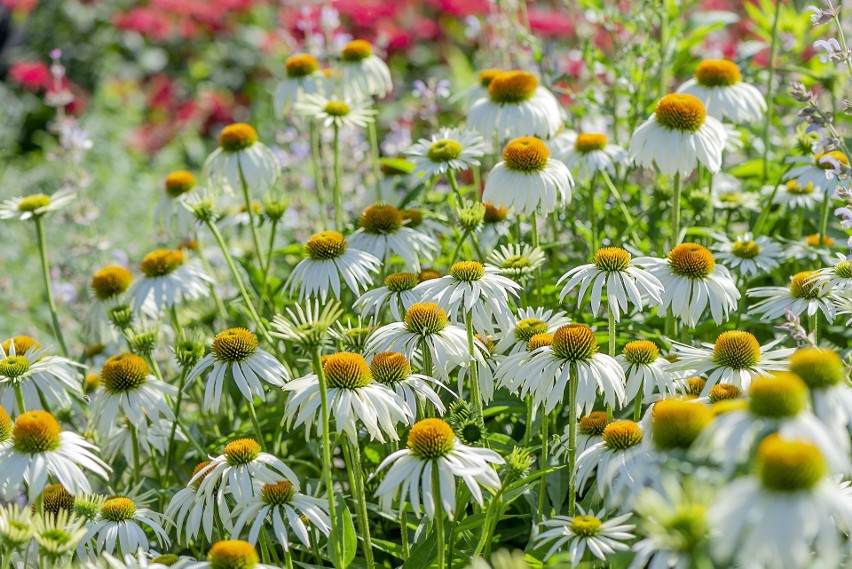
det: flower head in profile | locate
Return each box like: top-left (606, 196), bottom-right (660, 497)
top-left (83, 497), bottom-right (170, 557)
top-left (32, 508), bottom-right (88, 563)
top-left (274, 53), bottom-right (324, 116)
top-left (535, 508), bottom-right (635, 564)
top-left (789, 348), bottom-right (852, 441)
top-left (712, 233), bottom-right (782, 278)
top-left (763, 179), bottom-right (824, 209)
top-left (203, 123), bottom-right (281, 194)
top-left (617, 340), bottom-right (677, 404)
top-left (165, 459), bottom-right (232, 544)
top-left (575, 419), bottom-right (646, 503)
top-left (130, 248), bottom-right (212, 317)
top-left (677, 59), bottom-right (767, 123)
top-left (339, 39), bottom-right (392, 99)
top-left (270, 299), bottom-right (343, 352)
top-left (748, 270), bottom-right (836, 322)
top-left (550, 131), bottom-right (630, 180)
top-left (373, 418), bottom-right (504, 519)
top-left (0, 188), bottom-right (75, 221)
top-left (355, 272), bottom-right (421, 321)
top-left (86, 265), bottom-right (134, 341)
top-left (294, 94), bottom-right (376, 129)
top-left (811, 253), bottom-right (852, 294)
top-left (406, 128), bottom-right (485, 178)
top-left (156, 170), bottom-right (198, 237)
top-left (783, 149), bottom-right (848, 195)
top-left (185, 540), bottom-right (276, 569)
top-left (349, 203), bottom-right (439, 272)
top-left (492, 307), bottom-right (570, 356)
top-left (370, 351), bottom-right (449, 416)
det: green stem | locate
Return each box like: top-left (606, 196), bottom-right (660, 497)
top-left (311, 348), bottom-right (340, 566)
top-left (195, 237), bottom-right (229, 321)
top-left (753, 164), bottom-right (794, 236)
top-left (165, 367), bottom-right (190, 483)
top-left (607, 310), bottom-right (616, 357)
top-left (346, 439), bottom-right (375, 568)
top-left (810, 313), bottom-right (820, 345)
top-left (14, 383), bottom-right (26, 414)
top-left (536, 410), bottom-right (549, 524)
top-left (761, 0), bottom-right (782, 185)
top-left (465, 309), bottom-right (482, 414)
top-left (260, 220), bottom-right (278, 306)
top-left (283, 549), bottom-right (294, 569)
top-left (450, 230), bottom-right (471, 264)
top-left (671, 172), bottom-right (682, 246)
top-left (567, 364), bottom-right (579, 516)
top-left (447, 169), bottom-right (464, 204)
top-left (658, 1), bottom-right (669, 96)
top-left (309, 121), bottom-right (326, 212)
top-left (420, 339), bottom-right (434, 377)
top-left (818, 187), bottom-right (831, 247)
top-left (333, 124), bottom-right (343, 231)
top-left (399, 503), bottom-right (410, 558)
top-left (237, 160), bottom-right (266, 273)
top-left (587, 174), bottom-right (598, 253)
top-left (432, 466), bottom-right (446, 569)
top-left (633, 380), bottom-right (644, 422)
top-left (129, 422), bottom-right (141, 486)
top-left (246, 399), bottom-right (267, 451)
top-left (33, 216), bottom-right (68, 356)
top-left (531, 211), bottom-right (543, 306)
top-left (368, 121), bottom-right (382, 202)
top-left (600, 170), bottom-right (642, 246)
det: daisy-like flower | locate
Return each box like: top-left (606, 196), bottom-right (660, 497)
top-left (521, 324), bottom-right (626, 415)
top-left (575, 419), bottom-right (646, 502)
top-left (617, 340), bottom-right (677, 404)
top-left (452, 68), bottom-right (503, 105)
top-left (130, 249), bottom-right (212, 316)
top-left (33, 508), bottom-right (88, 563)
top-left (478, 202), bottom-right (511, 253)
top-left (367, 302), bottom-right (479, 379)
top-left (677, 59), bottom-right (766, 123)
top-left (283, 352), bottom-right (412, 443)
top-left (338, 39), bottom-right (392, 98)
top-left (349, 204), bottom-right (438, 271)
top-left (535, 508), bottom-right (635, 564)
top-left (492, 307), bottom-right (570, 356)
top-left (355, 272), bottom-right (421, 321)
top-left (370, 352), bottom-right (448, 416)
top-left (83, 497), bottom-right (170, 557)
top-left (486, 243), bottom-right (546, 283)
top-left (373, 418), bottom-right (504, 519)
top-left (90, 353), bottom-right (176, 436)
top-left (711, 177), bottom-right (760, 212)
top-left (711, 233), bottom-right (782, 278)
top-left (783, 150), bottom-right (848, 195)
top-left (550, 131), bottom-right (629, 180)
top-left (185, 540), bottom-right (276, 569)
top-left (709, 436), bottom-right (852, 569)
top-left (155, 170), bottom-right (198, 237)
top-left (192, 438), bottom-right (298, 503)
top-left (494, 333), bottom-right (555, 395)
top-left (0, 502), bottom-right (35, 554)
top-left (554, 411), bottom-right (610, 462)
top-left (669, 330), bottom-right (793, 394)
top-left (762, 179), bottom-right (824, 209)
top-left (95, 550), bottom-right (195, 569)
top-left (232, 480), bottom-right (331, 552)
top-left (467, 70), bottom-right (561, 142)
top-left (645, 243), bottom-right (740, 327)
top-left (812, 253), bottom-right (852, 294)
top-left (748, 270), bottom-right (836, 321)
top-left (0, 188), bottom-right (75, 221)
top-left (165, 460), bottom-right (232, 544)
top-left (294, 94), bottom-right (376, 129)
top-left (789, 348), bottom-right (852, 441)
top-left (186, 328), bottom-right (287, 411)
top-left (406, 128), bottom-right (485, 179)
top-left (0, 411), bottom-right (110, 501)
top-left (415, 261), bottom-right (521, 334)
top-left (86, 265), bottom-right (134, 342)
top-left (101, 416), bottom-right (185, 464)
top-left (483, 136), bottom-right (573, 215)
top-left (0, 335), bottom-right (84, 415)
top-left (270, 299), bottom-right (343, 352)
top-left (629, 93), bottom-right (727, 176)
top-left (203, 123), bottom-right (280, 195)
top-left (274, 53), bottom-right (324, 116)
top-left (558, 247), bottom-right (664, 322)
top-left (284, 231), bottom-right (380, 302)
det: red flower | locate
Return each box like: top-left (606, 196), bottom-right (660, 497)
top-left (8, 61), bottom-right (52, 91)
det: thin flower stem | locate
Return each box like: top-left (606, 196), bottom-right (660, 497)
top-left (246, 399), bottom-right (267, 452)
top-left (818, 186), bottom-right (831, 247)
top-left (531, 211), bottom-right (543, 306)
top-left (346, 439), bottom-right (375, 569)
top-left (283, 549), bottom-right (294, 569)
top-left (309, 121), bottom-right (326, 212)
top-left (633, 381), bottom-right (644, 422)
top-left (368, 120), bottom-right (383, 202)
top-left (523, 395), bottom-right (534, 446)
top-left (465, 309), bottom-right (482, 414)
top-left (608, 310), bottom-right (616, 357)
top-left (129, 422), bottom-right (141, 486)
top-left (599, 170), bottom-right (642, 246)
top-left (809, 313), bottom-right (820, 345)
top-left (432, 466), bottom-right (446, 569)
top-left (399, 503), bottom-right (410, 557)
top-left (753, 163), bottom-right (794, 236)
top-left (671, 172), bottom-right (682, 246)
top-left (658, 1), bottom-right (669, 96)
top-left (450, 230), bottom-right (471, 264)
top-left (237, 160), bottom-right (267, 273)
top-left (536, 409), bottom-right (549, 524)
top-left (567, 363), bottom-right (579, 516)
top-left (587, 173), bottom-right (598, 253)
top-left (333, 124), bottom-right (344, 232)
top-left (761, 0), bottom-right (782, 186)
top-left (829, 0), bottom-right (852, 79)
top-left (194, 237), bottom-right (229, 321)
top-left (472, 488), bottom-right (502, 558)
top-left (420, 339), bottom-right (434, 377)
top-left (260, 219), bottom-right (279, 306)
top-left (165, 367), bottom-right (190, 483)
top-left (33, 216), bottom-right (68, 356)
top-left (14, 384), bottom-right (26, 413)
top-left (447, 169), bottom-right (464, 203)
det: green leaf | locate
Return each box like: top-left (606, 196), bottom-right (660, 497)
top-left (328, 497), bottom-right (356, 569)
top-left (401, 529), bottom-right (436, 569)
top-left (371, 538), bottom-right (405, 559)
top-left (379, 157), bottom-right (416, 174)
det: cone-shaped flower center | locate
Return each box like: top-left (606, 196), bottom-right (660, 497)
top-left (579, 411), bottom-right (609, 436)
top-left (418, 269), bottom-right (442, 282)
top-left (593, 247), bottom-right (631, 272)
top-left (814, 150), bottom-right (849, 169)
top-left (100, 498), bottom-right (137, 522)
top-left (835, 260), bottom-right (852, 278)
top-left (712, 330), bottom-right (761, 370)
top-left (400, 208), bottom-right (422, 228)
top-left (324, 352), bottom-right (372, 389)
top-left (451, 261), bottom-right (485, 282)
top-left (84, 373), bottom-right (100, 393)
top-left (2, 336), bottom-right (39, 355)
top-left (602, 420), bottom-right (643, 450)
top-left (731, 240), bottom-right (761, 259)
top-left (488, 71), bottom-right (538, 104)
top-left (694, 59), bottom-right (741, 87)
top-left (483, 203), bottom-right (509, 223)
top-left (0, 356), bottom-right (30, 379)
top-left (575, 133), bottom-right (608, 153)
top-left (341, 39), bottom-right (372, 62)
top-left (219, 123), bottom-right (258, 152)
top-left (785, 180), bottom-right (814, 195)
top-left (552, 324), bottom-right (598, 363)
top-left (211, 328), bottom-right (259, 363)
top-left (370, 352), bottom-right (411, 384)
top-left (515, 318), bottom-right (548, 343)
top-left (0, 406), bottom-right (11, 442)
top-left (208, 540), bottom-right (260, 569)
top-left (165, 170), bottom-right (196, 198)
top-left (41, 484), bottom-right (75, 514)
top-left (479, 68), bottom-right (503, 87)
top-left (285, 53), bottom-right (319, 78)
top-left (141, 249), bottom-right (184, 277)
top-left (360, 204), bottom-right (403, 234)
top-left (18, 193), bottom-right (52, 213)
top-left (757, 435), bottom-right (826, 492)
top-left (404, 303), bottom-right (448, 335)
top-left (502, 136), bottom-right (550, 173)
top-left (668, 243), bottom-right (715, 279)
top-left (749, 373), bottom-right (806, 418)
top-left (685, 377), bottom-right (706, 396)
top-left (261, 480), bottom-right (296, 506)
top-left (152, 555), bottom-right (180, 566)
top-left (90, 265), bottom-right (133, 300)
top-left (224, 438), bottom-right (261, 466)
top-left (790, 271), bottom-right (821, 299)
top-left (651, 399), bottom-right (712, 450)
top-left (806, 234), bottom-right (833, 247)
top-left (789, 347), bottom-right (845, 389)
top-left (427, 139), bottom-right (463, 163)
top-left (323, 100), bottom-right (350, 117)
top-left (526, 333), bottom-right (554, 351)
top-left (191, 460), bottom-right (214, 490)
top-left (407, 418), bottom-right (456, 459)
top-left (654, 94), bottom-right (706, 132)
top-left (102, 353), bottom-right (149, 393)
top-left (13, 411), bottom-right (62, 454)
top-left (570, 515), bottom-right (602, 536)
top-left (708, 383), bottom-right (740, 403)
top-left (306, 231), bottom-right (347, 261)
top-left (623, 340), bottom-right (660, 365)
top-left (385, 272), bottom-right (419, 292)
top-left (500, 255), bottom-right (532, 270)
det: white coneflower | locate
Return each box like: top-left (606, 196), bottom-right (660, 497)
top-left (33, 508), bottom-right (88, 563)
top-left (164, 459), bottom-right (232, 544)
top-left (155, 170), bottom-right (198, 237)
top-left (550, 131), bottom-right (629, 180)
top-left (185, 540), bottom-right (276, 569)
top-left (0, 335), bottom-right (84, 415)
top-left (789, 348), bottom-right (852, 442)
top-left (574, 419), bottom-right (647, 503)
top-left (677, 59), bottom-right (766, 123)
top-left (452, 68), bottom-right (503, 105)
top-left (783, 150), bottom-right (848, 195)
top-left (748, 270), bottom-right (836, 321)
top-left (812, 253), bottom-right (852, 294)
top-left (339, 39), bottom-right (392, 99)
top-left (285, 231), bottom-right (380, 302)
top-left (349, 204), bottom-right (438, 271)
top-left (711, 233), bottom-right (782, 278)
top-left (709, 436), bottom-right (852, 569)
top-left (83, 497), bottom-right (169, 557)
top-left (558, 247), bottom-right (664, 322)
top-left (130, 249), bottom-right (212, 317)
top-left (101, 416), bottom-right (185, 464)
top-left (0, 188), bottom-right (75, 221)
top-left (486, 243), bottom-right (546, 283)
top-left (274, 53), bottom-right (324, 116)
top-left (186, 328), bottom-right (288, 411)
top-left (370, 352), bottom-right (448, 416)
top-left (90, 354), bottom-right (176, 436)
top-left (373, 418), bottom-right (503, 519)
top-left (0, 503), bottom-right (35, 554)
top-left (270, 299), bottom-right (343, 353)
top-left (478, 202), bottom-right (512, 253)
top-left (535, 508), bottom-right (635, 564)
top-left (629, 93), bottom-right (726, 175)
top-left (554, 410), bottom-right (610, 462)
top-left (492, 307), bottom-right (570, 356)
top-left (406, 128), bottom-right (485, 179)
top-left (232, 480), bottom-right (331, 552)
top-left (86, 265), bottom-right (134, 342)
top-left (644, 243), bottom-right (740, 327)
top-left (467, 70), bottom-right (561, 142)
top-left (494, 332), bottom-right (554, 396)
top-left (762, 179), bottom-right (824, 209)
top-left (295, 94), bottom-right (376, 129)
top-left (355, 272), bottom-right (421, 321)
top-left (617, 340), bottom-right (677, 404)
top-left (283, 352), bottom-right (412, 443)
top-left (483, 136), bottom-right (573, 215)
top-left (711, 174), bottom-right (760, 213)
top-left (0, 411), bottom-right (110, 500)
top-left (203, 123), bottom-right (281, 195)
